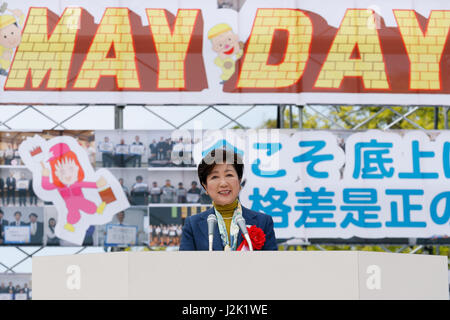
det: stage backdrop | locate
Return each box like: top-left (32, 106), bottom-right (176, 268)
top-left (1, 129), bottom-right (450, 245)
top-left (1, 0), bottom-right (450, 105)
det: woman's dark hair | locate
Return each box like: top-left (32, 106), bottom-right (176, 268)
top-left (48, 218), bottom-right (56, 231)
top-left (197, 148), bottom-right (243, 188)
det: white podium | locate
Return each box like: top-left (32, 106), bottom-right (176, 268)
top-left (32, 251), bottom-right (449, 300)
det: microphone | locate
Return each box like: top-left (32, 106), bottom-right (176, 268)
top-left (207, 214), bottom-right (217, 251)
top-left (236, 216), bottom-right (253, 251)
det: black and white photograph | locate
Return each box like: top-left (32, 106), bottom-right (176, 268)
top-left (0, 273), bottom-right (32, 300)
top-left (0, 206), bottom-right (44, 246)
top-left (147, 130), bottom-right (197, 168)
top-left (0, 168), bottom-right (40, 207)
top-left (44, 206), bottom-right (98, 246)
top-left (0, 131), bottom-right (95, 167)
top-left (95, 130), bottom-right (197, 168)
top-left (109, 168), bottom-right (150, 205)
top-left (146, 169), bottom-right (210, 204)
top-left (95, 130), bottom-right (150, 168)
top-left (97, 206), bottom-right (148, 248)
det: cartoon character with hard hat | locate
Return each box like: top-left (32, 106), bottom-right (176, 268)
top-left (208, 23), bottom-right (244, 84)
top-left (40, 143), bottom-right (107, 233)
top-left (0, 4), bottom-right (24, 76)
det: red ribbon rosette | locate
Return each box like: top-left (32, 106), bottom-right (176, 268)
top-left (237, 225), bottom-right (266, 251)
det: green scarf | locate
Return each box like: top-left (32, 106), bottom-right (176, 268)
top-left (213, 200), bottom-right (243, 251)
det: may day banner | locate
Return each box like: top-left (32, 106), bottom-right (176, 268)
top-left (193, 129), bottom-right (450, 240)
top-left (1, 0), bottom-right (450, 105)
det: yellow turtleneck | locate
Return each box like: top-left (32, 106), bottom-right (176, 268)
top-left (213, 199), bottom-right (238, 243)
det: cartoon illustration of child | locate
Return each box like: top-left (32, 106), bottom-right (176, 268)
top-left (40, 143), bottom-right (107, 232)
top-left (208, 23), bottom-right (244, 84)
top-left (0, 4), bottom-right (24, 76)
top-left (19, 135), bottom-right (130, 245)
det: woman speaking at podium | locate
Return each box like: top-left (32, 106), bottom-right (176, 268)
top-left (179, 149), bottom-right (277, 251)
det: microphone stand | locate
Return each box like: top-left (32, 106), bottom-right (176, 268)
top-left (209, 234), bottom-right (214, 251)
top-left (207, 214), bottom-right (217, 252)
top-left (236, 217), bottom-right (253, 251)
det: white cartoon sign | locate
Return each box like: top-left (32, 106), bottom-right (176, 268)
top-left (19, 135), bottom-right (130, 245)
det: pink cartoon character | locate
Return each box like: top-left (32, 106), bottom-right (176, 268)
top-left (40, 143), bottom-right (107, 232)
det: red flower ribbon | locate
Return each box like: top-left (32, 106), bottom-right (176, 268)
top-left (237, 225), bottom-right (266, 251)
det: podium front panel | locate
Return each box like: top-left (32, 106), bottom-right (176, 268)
top-left (357, 251), bottom-right (449, 300)
top-left (32, 251), bottom-right (449, 300)
top-left (32, 252), bottom-right (129, 300)
top-left (128, 251), bottom-right (360, 300)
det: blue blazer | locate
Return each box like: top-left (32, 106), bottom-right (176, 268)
top-left (179, 206), bottom-right (278, 251)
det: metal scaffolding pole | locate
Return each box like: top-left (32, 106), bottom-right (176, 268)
top-left (434, 106), bottom-right (439, 129)
top-left (115, 105), bottom-right (125, 130)
top-left (278, 105), bottom-right (286, 129)
top-left (282, 105), bottom-right (286, 128)
top-left (289, 105), bottom-right (293, 128)
top-left (444, 106), bottom-right (449, 130)
top-left (276, 105), bottom-right (281, 128)
top-left (298, 105), bottom-right (303, 129)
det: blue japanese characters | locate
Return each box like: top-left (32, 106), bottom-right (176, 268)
top-left (198, 129), bottom-right (450, 239)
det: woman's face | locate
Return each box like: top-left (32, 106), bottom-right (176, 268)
top-left (203, 163), bottom-right (241, 206)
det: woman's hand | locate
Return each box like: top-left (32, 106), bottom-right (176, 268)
top-left (41, 162), bottom-right (49, 177)
top-left (96, 176), bottom-right (107, 189)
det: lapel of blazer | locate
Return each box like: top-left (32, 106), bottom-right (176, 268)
top-left (197, 207), bottom-right (224, 251)
top-left (237, 206), bottom-right (258, 248)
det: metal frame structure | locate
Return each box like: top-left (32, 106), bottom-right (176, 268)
top-left (0, 104), bottom-right (449, 274)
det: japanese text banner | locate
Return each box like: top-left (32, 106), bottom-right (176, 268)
top-left (195, 129), bottom-right (450, 239)
top-left (2, 0), bottom-right (450, 105)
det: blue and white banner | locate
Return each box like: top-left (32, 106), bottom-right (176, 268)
top-left (195, 129), bottom-right (450, 239)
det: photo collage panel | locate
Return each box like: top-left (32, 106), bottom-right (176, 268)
top-left (0, 130), bottom-right (211, 249)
